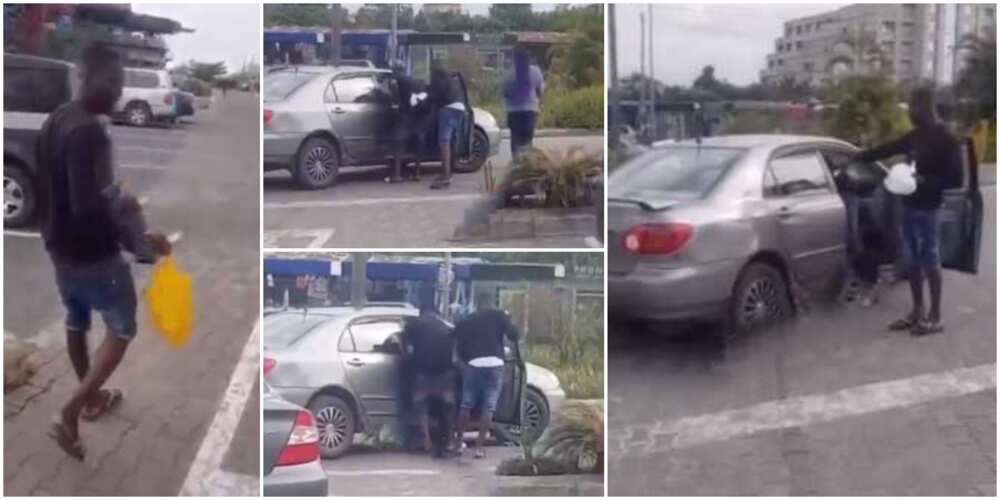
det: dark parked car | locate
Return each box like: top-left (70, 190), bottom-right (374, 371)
top-left (263, 383), bottom-right (328, 496)
top-left (3, 53), bottom-right (76, 227)
top-left (608, 134), bottom-right (982, 337)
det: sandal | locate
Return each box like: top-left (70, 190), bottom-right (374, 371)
top-left (81, 389), bottom-right (123, 422)
top-left (888, 317), bottom-right (916, 331)
top-left (474, 449), bottom-right (486, 459)
top-left (911, 320), bottom-right (944, 336)
top-left (47, 417), bottom-right (85, 461)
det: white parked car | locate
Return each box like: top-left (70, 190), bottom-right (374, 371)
top-left (114, 68), bottom-right (177, 127)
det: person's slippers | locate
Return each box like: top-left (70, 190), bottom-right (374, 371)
top-left (430, 178), bottom-right (451, 190)
top-left (474, 449), bottom-right (486, 459)
top-left (47, 417), bottom-right (85, 461)
top-left (81, 389), bottom-right (123, 422)
top-left (888, 317), bottom-right (916, 331)
top-left (911, 321), bottom-right (944, 336)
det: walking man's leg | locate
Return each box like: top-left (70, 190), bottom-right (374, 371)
top-left (916, 210), bottom-right (944, 334)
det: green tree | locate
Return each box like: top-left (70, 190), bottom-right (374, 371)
top-left (185, 61), bottom-right (227, 83)
top-left (352, 4), bottom-right (415, 29)
top-left (489, 4), bottom-right (537, 31)
top-left (822, 74), bottom-right (909, 147)
top-left (263, 4), bottom-right (329, 27)
top-left (955, 35), bottom-right (996, 123)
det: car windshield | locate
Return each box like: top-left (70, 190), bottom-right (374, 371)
top-left (264, 71), bottom-right (319, 101)
top-left (263, 313), bottom-right (333, 348)
top-left (609, 146), bottom-right (745, 201)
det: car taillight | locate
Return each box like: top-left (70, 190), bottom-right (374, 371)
top-left (263, 109), bottom-right (274, 125)
top-left (621, 223), bottom-right (693, 255)
top-left (164, 94), bottom-right (174, 105)
top-left (263, 357), bottom-right (276, 376)
top-left (275, 410), bottom-right (320, 466)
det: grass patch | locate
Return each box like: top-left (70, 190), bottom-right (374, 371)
top-left (523, 304), bottom-right (603, 399)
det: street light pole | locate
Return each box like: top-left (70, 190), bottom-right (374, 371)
top-left (351, 252), bottom-right (368, 309)
top-left (329, 4), bottom-right (342, 65)
top-left (609, 4), bottom-right (620, 154)
top-left (648, 4), bottom-right (655, 140)
top-left (640, 11), bottom-right (646, 139)
top-left (390, 3), bottom-right (398, 64)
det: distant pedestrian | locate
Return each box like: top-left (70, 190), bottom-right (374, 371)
top-left (428, 65), bottom-right (467, 190)
top-left (400, 306), bottom-right (457, 457)
top-left (453, 307), bottom-right (521, 459)
top-left (38, 43), bottom-right (171, 460)
top-left (854, 86), bottom-right (963, 335)
top-left (501, 47), bottom-right (544, 161)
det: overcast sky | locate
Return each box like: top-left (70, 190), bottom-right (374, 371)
top-left (614, 3), bottom-right (846, 86)
top-left (132, 4), bottom-right (260, 73)
top-left (341, 4), bottom-right (562, 16)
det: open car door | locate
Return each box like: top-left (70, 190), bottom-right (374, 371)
top-left (491, 337), bottom-right (526, 427)
top-left (451, 71), bottom-right (473, 162)
top-left (939, 138), bottom-right (983, 274)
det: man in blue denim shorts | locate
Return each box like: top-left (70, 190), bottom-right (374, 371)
top-left (428, 66), bottom-right (466, 190)
top-left (37, 44), bottom-right (170, 460)
top-left (855, 87), bottom-right (963, 336)
top-left (453, 307), bottom-right (521, 458)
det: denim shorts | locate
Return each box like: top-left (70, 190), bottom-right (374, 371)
top-left (437, 107), bottom-right (466, 147)
top-left (53, 256), bottom-right (138, 340)
top-left (902, 208), bottom-right (941, 270)
top-left (460, 365), bottom-right (504, 413)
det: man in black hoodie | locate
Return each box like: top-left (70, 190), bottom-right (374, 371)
top-left (400, 306), bottom-right (457, 457)
top-left (453, 307), bottom-right (521, 459)
top-left (385, 63), bottom-right (432, 183)
top-left (854, 86), bottom-right (963, 335)
top-left (37, 44), bottom-right (170, 460)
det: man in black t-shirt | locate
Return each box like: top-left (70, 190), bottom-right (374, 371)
top-left (386, 63), bottom-right (433, 183)
top-left (38, 44), bottom-right (170, 460)
top-left (400, 306), bottom-right (456, 456)
top-left (854, 87), bottom-right (963, 335)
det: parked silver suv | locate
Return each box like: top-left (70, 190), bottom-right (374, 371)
top-left (114, 67), bottom-right (176, 127)
top-left (263, 304), bottom-right (565, 458)
top-left (3, 53), bottom-right (76, 227)
top-left (263, 66), bottom-right (501, 189)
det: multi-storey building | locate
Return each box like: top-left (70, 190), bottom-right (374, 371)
top-left (761, 4), bottom-right (995, 88)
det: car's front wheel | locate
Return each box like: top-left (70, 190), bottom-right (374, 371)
top-left (453, 127), bottom-right (489, 173)
top-left (3, 165), bottom-right (35, 228)
top-left (294, 137), bottom-right (339, 189)
top-left (309, 394), bottom-right (356, 459)
top-left (125, 102), bottom-right (152, 127)
top-left (729, 262), bottom-right (792, 337)
top-left (499, 388), bottom-right (550, 446)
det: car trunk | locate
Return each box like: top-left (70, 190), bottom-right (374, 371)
top-left (262, 392), bottom-right (302, 477)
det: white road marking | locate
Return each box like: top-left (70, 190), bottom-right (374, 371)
top-left (324, 469), bottom-right (441, 477)
top-left (120, 163), bottom-right (167, 171)
top-left (180, 320), bottom-right (260, 496)
top-left (624, 363), bottom-right (996, 455)
top-left (264, 193), bottom-right (481, 210)
top-left (4, 230), bottom-right (41, 238)
top-left (262, 229), bottom-right (334, 249)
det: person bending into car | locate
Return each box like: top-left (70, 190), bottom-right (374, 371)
top-left (428, 65), bottom-right (467, 190)
top-left (386, 62), bottom-right (433, 184)
top-left (37, 43), bottom-right (171, 460)
top-left (401, 305), bottom-right (458, 457)
top-left (853, 86), bottom-right (963, 335)
top-left (453, 307), bottom-right (521, 459)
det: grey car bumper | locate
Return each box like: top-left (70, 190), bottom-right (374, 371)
top-left (608, 259), bottom-right (744, 323)
top-left (264, 131), bottom-right (306, 170)
top-left (264, 461), bottom-right (327, 496)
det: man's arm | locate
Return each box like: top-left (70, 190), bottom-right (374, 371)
top-left (503, 312), bottom-right (522, 342)
top-left (855, 131), bottom-right (915, 163)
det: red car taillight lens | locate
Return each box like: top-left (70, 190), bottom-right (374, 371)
top-left (263, 357), bottom-right (276, 376)
top-left (275, 410), bottom-right (320, 466)
top-left (263, 109), bottom-right (274, 125)
top-left (621, 223), bottom-right (693, 255)
top-left (164, 94), bottom-right (174, 105)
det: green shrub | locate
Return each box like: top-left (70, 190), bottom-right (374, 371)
top-left (539, 85), bottom-right (604, 130)
top-left (178, 78), bottom-right (212, 97)
top-left (523, 302), bottom-right (603, 399)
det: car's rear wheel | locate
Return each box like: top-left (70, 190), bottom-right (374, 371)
top-left (4, 165), bottom-right (35, 228)
top-left (729, 262), bottom-right (792, 337)
top-left (309, 394), bottom-right (355, 459)
top-left (453, 127), bottom-right (489, 173)
top-left (125, 102), bottom-right (152, 127)
top-left (294, 137), bottom-right (339, 189)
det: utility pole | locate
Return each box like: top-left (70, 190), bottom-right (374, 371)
top-left (389, 3), bottom-right (398, 64)
top-left (439, 253), bottom-right (453, 320)
top-left (647, 4), bottom-right (655, 140)
top-left (608, 4), bottom-right (620, 154)
top-left (351, 252), bottom-right (368, 309)
top-left (639, 11), bottom-right (646, 140)
top-left (329, 4), bottom-right (343, 65)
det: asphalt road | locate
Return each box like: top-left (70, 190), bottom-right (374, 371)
top-left (607, 188), bottom-right (996, 496)
top-left (263, 134), bottom-right (603, 248)
top-left (3, 92), bottom-right (259, 495)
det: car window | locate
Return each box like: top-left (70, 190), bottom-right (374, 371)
top-left (262, 314), bottom-right (331, 348)
top-left (609, 146), bottom-right (746, 201)
top-left (126, 70), bottom-right (160, 89)
top-left (348, 319), bottom-right (402, 354)
top-left (3, 66), bottom-right (70, 113)
top-left (337, 327), bottom-right (355, 352)
top-left (331, 75), bottom-right (378, 103)
top-left (765, 151), bottom-right (832, 197)
top-left (265, 71), bottom-right (318, 101)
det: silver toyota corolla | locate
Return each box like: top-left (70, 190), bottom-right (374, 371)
top-left (608, 134), bottom-right (981, 337)
top-left (263, 66), bottom-right (501, 189)
top-left (263, 304), bottom-right (565, 459)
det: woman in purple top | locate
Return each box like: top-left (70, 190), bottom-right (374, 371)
top-left (501, 47), bottom-right (545, 161)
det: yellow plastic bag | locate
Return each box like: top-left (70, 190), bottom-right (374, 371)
top-left (144, 256), bottom-right (193, 347)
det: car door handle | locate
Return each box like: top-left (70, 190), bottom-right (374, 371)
top-left (346, 358), bottom-right (365, 367)
top-left (778, 206), bottom-right (796, 218)
top-left (331, 107), bottom-right (347, 114)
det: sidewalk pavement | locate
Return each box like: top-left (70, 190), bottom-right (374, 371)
top-left (502, 128), bottom-right (603, 139)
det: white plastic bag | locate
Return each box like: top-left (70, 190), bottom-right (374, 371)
top-left (883, 162), bottom-right (917, 195)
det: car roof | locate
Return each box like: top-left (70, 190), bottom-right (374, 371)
top-left (4, 53), bottom-right (73, 70)
top-left (269, 65), bottom-right (389, 77)
top-left (655, 134), bottom-right (855, 150)
top-left (268, 304), bottom-right (418, 319)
